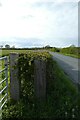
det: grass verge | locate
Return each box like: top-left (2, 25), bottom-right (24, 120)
top-left (59, 53), bottom-right (80, 59)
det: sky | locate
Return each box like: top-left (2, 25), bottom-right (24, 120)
top-left (0, 0), bottom-right (79, 48)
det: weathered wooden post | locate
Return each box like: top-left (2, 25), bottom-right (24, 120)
top-left (34, 59), bottom-right (46, 101)
top-left (10, 53), bottom-right (20, 101)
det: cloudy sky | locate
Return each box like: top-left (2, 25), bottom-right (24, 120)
top-left (0, 0), bottom-right (79, 48)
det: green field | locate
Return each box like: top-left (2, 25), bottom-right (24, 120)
top-left (1, 49), bottom-right (29, 56)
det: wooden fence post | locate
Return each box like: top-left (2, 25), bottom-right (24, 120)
top-left (10, 53), bottom-right (20, 101)
top-left (34, 60), bottom-right (46, 101)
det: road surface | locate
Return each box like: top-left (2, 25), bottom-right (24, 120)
top-left (50, 52), bottom-right (80, 84)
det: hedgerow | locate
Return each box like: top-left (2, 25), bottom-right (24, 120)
top-left (17, 51), bottom-right (51, 102)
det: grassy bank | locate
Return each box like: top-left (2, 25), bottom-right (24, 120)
top-left (59, 53), bottom-right (80, 59)
top-left (1, 51), bottom-right (79, 120)
top-left (50, 46), bottom-right (80, 59)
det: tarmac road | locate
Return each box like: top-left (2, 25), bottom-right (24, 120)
top-left (50, 52), bottom-right (80, 84)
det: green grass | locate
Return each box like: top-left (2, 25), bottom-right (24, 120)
top-left (59, 53), bottom-right (80, 59)
top-left (49, 47), bottom-right (80, 59)
top-left (1, 49), bottom-right (29, 56)
top-left (2, 54), bottom-right (80, 120)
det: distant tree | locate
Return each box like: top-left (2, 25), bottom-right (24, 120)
top-left (45, 45), bottom-right (51, 49)
top-left (11, 45), bottom-right (15, 48)
top-left (5, 44), bottom-right (10, 48)
top-left (70, 44), bottom-right (75, 48)
top-left (54, 47), bottom-right (60, 52)
top-left (0, 45), bottom-right (3, 48)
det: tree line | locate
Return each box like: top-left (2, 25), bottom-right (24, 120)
top-left (0, 44), bottom-right (80, 56)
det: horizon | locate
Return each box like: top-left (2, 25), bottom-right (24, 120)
top-left (0, 44), bottom-right (79, 49)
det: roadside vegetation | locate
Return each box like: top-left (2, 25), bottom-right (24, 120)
top-left (50, 46), bottom-right (80, 59)
top-left (1, 51), bottom-right (79, 119)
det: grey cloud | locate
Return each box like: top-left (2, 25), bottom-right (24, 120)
top-left (46, 37), bottom-right (78, 47)
top-left (0, 36), bottom-right (78, 48)
top-left (0, 37), bottom-right (44, 48)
